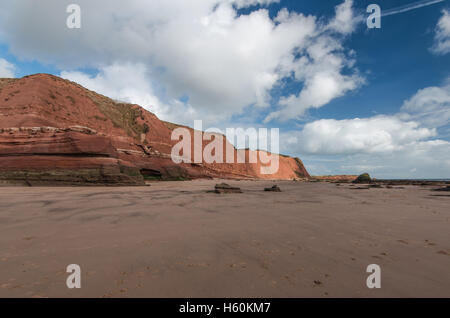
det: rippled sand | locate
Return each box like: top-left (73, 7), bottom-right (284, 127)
top-left (0, 180), bottom-right (449, 297)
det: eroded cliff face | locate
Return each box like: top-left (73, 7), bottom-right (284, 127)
top-left (0, 74), bottom-right (310, 185)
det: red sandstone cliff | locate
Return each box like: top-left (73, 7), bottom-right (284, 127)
top-left (0, 74), bottom-right (310, 185)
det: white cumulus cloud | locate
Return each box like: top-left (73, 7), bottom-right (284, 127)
top-left (286, 116), bottom-right (436, 155)
top-left (399, 80), bottom-right (450, 128)
top-left (431, 9), bottom-right (450, 55)
top-left (327, 0), bottom-right (362, 35)
top-left (0, 58), bottom-right (15, 78)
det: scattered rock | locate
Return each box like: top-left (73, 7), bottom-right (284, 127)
top-left (214, 183), bottom-right (242, 194)
top-left (353, 173), bottom-right (372, 184)
top-left (264, 185), bottom-right (281, 192)
top-left (432, 186), bottom-right (450, 192)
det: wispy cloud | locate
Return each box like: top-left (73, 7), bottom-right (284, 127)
top-left (382, 0), bottom-right (445, 17)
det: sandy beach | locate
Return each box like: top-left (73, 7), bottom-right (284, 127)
top-left (0, 180), bottom-right (449, 298)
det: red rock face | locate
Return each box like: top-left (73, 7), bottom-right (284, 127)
top-left (0, 74), bottom-right (310, 185)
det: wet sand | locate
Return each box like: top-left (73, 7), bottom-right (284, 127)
top-left (0, 180), bottom-right (449, 298)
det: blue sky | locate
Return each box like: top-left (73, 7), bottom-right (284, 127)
top-left (0, 0), bottom-right (449, 178)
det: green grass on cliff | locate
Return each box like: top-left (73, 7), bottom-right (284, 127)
top-left (86, 91), bottom-right (148, 141)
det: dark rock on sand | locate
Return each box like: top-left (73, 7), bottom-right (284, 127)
top-left (264, 185), bottom-right (281, 192)
top-left (214, 183), bottom-right (242, 194)
top-left (432, 186), bottom-right (450, 192)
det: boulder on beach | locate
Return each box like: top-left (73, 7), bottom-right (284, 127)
top-left (214, 183), bottom-right (242, 194)
top-left (264, 185), bottom-right (281, 192)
